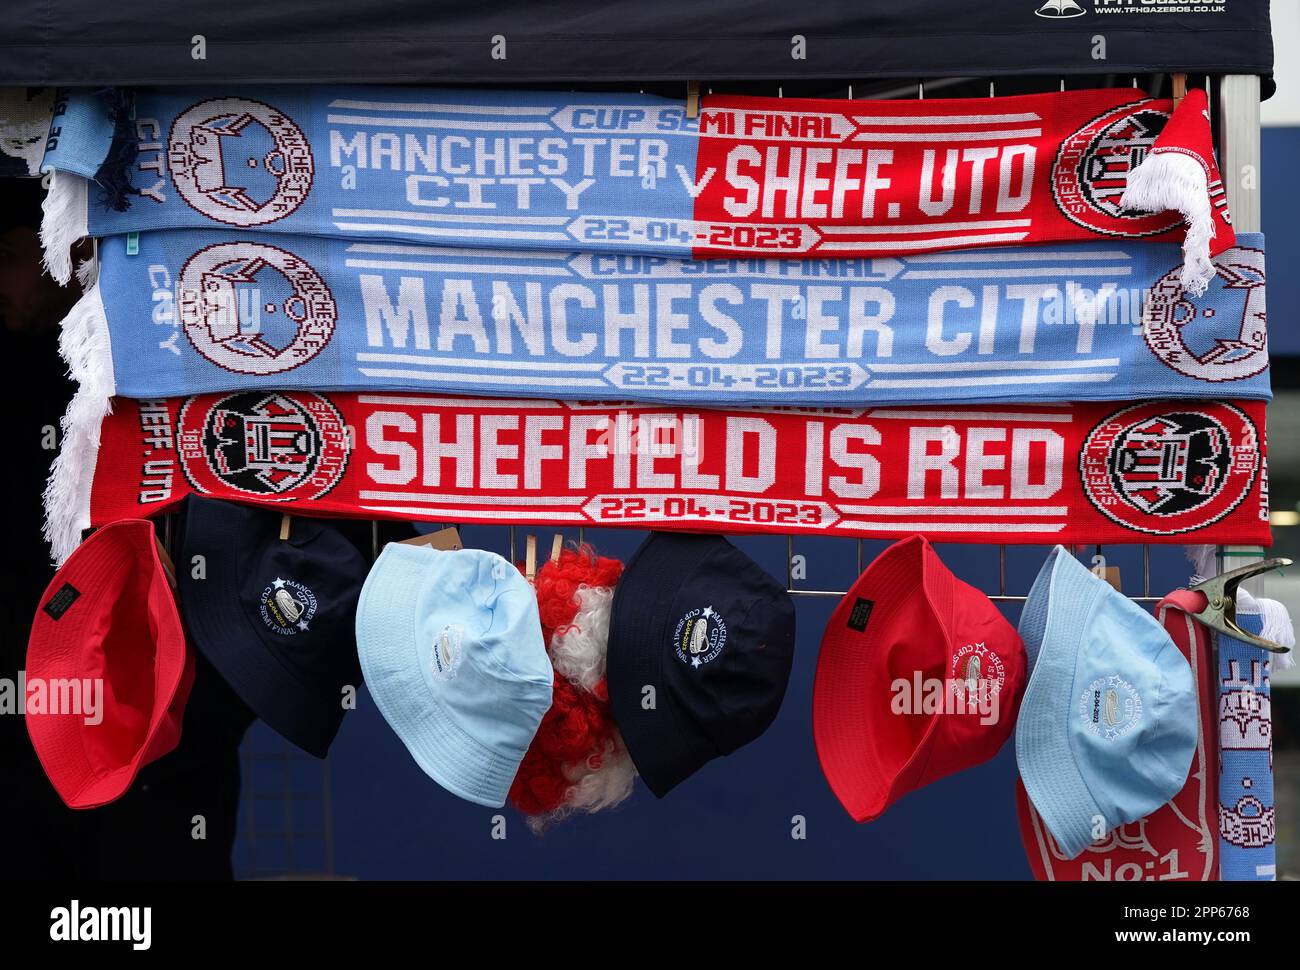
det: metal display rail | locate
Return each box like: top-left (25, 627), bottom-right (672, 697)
top-left (226, 71), bottom-right (1267, 878)
top-left (481, 72), bottom-right (1266, 604)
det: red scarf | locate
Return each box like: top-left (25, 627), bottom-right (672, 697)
top-left (56, 393), bottom-right (1268, 557)
top-left (694, 87), bottom-right (1232, 291)
top-left (43, 86), bottom-right (1231, 295)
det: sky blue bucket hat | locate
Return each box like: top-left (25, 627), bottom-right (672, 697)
top-left (1015, 546), bottom-right (1197, 859)
top-left (356, 544), bottom-right (552, 808)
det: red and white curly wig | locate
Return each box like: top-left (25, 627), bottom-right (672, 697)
top-left (510, 544), bottom-right (636, 830)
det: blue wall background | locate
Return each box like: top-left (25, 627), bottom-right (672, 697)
top-left (232, 129), bottom-right (1296, 882)
top-left (235, 532), bottom-right (1195, 881)
top-left (1260, 128), bottom-right (1299, 355)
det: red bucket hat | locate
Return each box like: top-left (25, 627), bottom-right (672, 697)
top-left (813, 536), bottom-right (1026, 822)
top-left (26, 519), bottom-right (194, 809)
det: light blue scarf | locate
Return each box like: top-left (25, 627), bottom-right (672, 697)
top-left (39, 85), bottom-right (1231, 293)
top-left (63, 231), bottom-right (1270, 408)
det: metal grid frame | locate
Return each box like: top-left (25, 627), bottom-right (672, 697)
top-left (480, 72), bottom-right (1266, 605)
top-left (224, 69), bottom-right (1265, 878)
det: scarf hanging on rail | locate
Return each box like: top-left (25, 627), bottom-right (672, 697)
top-left (41, 86), bottom-right (1231, 292)
top-left (61, 231), bottom-right (1270, 414)
top-left (1217, 615), bottom-right (1284, 881)
top-left (1187, 546), bottom-right (1295, 881)
top-left (46, 393), bottom-right (1269, 563)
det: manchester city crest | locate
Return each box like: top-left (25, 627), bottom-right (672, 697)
top-left (168, 97), bottom-right (314, 227)
top-left (1142, 245), bottom-right (1268, 382)
top-left (178, 241), bottom-right (338, 375)
top-left (258, 577), bottom-right (318, 635)
top-left (1079, 674), bottom-right (1143, 742)
top-left (674, 605), bottom-right (728, 669)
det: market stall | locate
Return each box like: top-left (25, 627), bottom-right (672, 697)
top-left (1, 1), bottom-right (1289, 893)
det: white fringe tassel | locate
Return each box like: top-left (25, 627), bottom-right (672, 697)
top-left (1187, 543), bottom-right (1218, 588)
top-left (43, 277), bottom-right (115, 565)
top-left (75, 252), bottom-right (100, 292)
top-left (1121, 151), bottom-right (1216, 297)
top-left (40, 169), bottom-right (89, 286)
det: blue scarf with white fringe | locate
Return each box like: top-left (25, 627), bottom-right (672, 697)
top-left (62, 230), bottom-right (1270, 408)
top-left (40, 84), bottom-right (1233, 293)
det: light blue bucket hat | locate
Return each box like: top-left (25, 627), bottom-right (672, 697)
top-left (356, 544), bottom-right (552, 807)
top-left (1015, 546), bottom-right (1197, 859)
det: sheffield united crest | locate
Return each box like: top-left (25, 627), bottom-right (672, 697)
top-left (948, 641), bottom-right (1006, 710)
top-left (1080, 402), bottom-right (1260, 536)
top-left (1052, 100), bottom-right (1183, 239)
top-left (168, 97), bottom-right (314, 226)
top-left (176, 391), bottom-right (349, 501)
